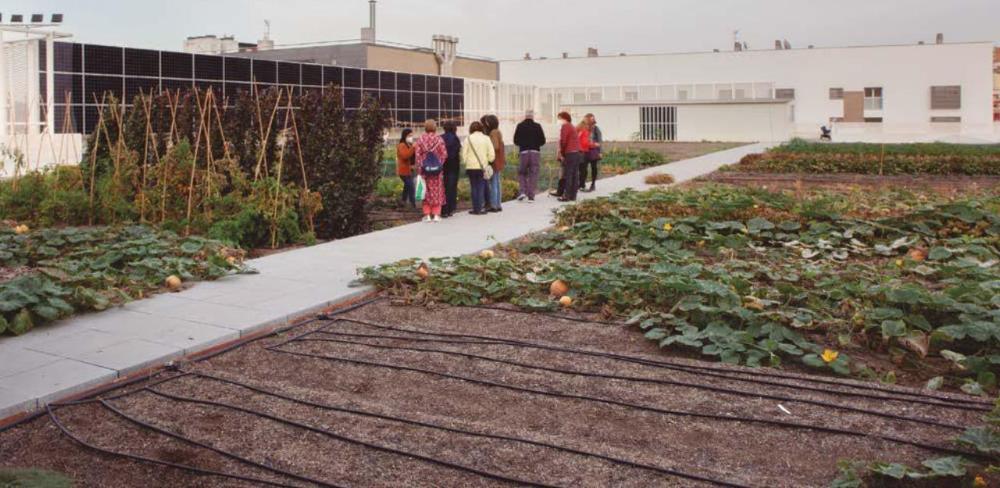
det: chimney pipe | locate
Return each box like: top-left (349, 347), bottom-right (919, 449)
top-left (562, 52), bottom-right (568, 59)
top-left (587, 47), bottom-right (598, 57)
top-left (524, 52), bottom-right (531, 60)
top-left (935, 33), bottom-right (944, 44)
top-left (775, 40), bottom-right (783, 50)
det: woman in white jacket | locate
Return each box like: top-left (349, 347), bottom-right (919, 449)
top-left (461, 121), bottom-right (496, 215)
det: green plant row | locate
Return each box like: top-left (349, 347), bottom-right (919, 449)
top-left (775, 138), bottom-right (1000, 157)
top-left (0, 225), bottom-right (247, 336)
top-left (725, 151), bottom-right (1000, 176)
top-left (360, 185), bottom-right (1000, 391)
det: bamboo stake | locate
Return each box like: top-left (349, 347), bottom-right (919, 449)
top-left (138, 89), bottom-right (152, 223)
top-left (252, 86), bottom-right (283, 183)
top-left (271, 91), bottom-right (293, 249)
top-left (184, 89), bottom-right (211, 236)
top-left (161, 89), bottom-right (181, 224)
top-left (287, 88), bottom-right (314, 234)
top-left (87, 93), bottom-right (110, 225)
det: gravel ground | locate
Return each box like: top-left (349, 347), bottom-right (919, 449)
top-left (0, 299), bottom-right (989, 487)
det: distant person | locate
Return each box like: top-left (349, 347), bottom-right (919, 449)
top-left (820, 125), bottom-right (832, 141)
top-left (513, 109), bottom-right (546, 202)
top-left (462, 121), bottom-right (496, 215)
top-left (414, 119), bottom-right (448, 222)
top-left (556, 112), bottom-right (582, 202)
top-left (441, 120), bottom-right (462, 218)
top-left (480, 114), bottom-right (505, 212)
top-left (580, 113), bottom-right (602, 192)
top-left (396, 128), bottom-right (416, 208)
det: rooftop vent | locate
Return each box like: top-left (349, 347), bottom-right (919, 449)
top-left (562, 52), bottom-right (568, 59)
top-left (936, 33), bottom-right (944, 44)
top-left (587, 47), bottom-right (599, 57)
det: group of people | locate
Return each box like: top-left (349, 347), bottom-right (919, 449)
top-left (395, 111), bottom-right (603, 221)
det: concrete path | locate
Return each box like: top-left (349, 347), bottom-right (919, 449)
top-left (0, 142), bottom-right (771, 420)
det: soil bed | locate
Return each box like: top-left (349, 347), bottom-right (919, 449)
top-left (699, 171), bottom-right (1000, 194)
top-left (0, 300), bottom-right (988, 487)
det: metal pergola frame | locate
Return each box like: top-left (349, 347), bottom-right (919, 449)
top-left (0, 24), bottom-right (73, 143)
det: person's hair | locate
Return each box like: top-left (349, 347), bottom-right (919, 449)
top-left (399, 128), bottom-right (413, 144)
top-left (480, 114), bottom-right (499, 133)
top-left (424, 119), bottom-right (437, 133)
top-left (524, 109), bottom-right (535, 119)
top-left (442, 120), bottom-right (458, 133)
top-left (576, 120), bottom-right (589, 131)
top-left (585, 113), bottom-right (596, 124)
top-left (469, 121), bottom-right (484, 134)
top-left (557, 111), bottom-right (572, 123)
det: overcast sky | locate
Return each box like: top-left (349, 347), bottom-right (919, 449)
top-left (8, 0), bottom-right (999, 59)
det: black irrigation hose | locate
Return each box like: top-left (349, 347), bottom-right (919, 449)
top-left (455, 304), bottom-right (994, 407)
top-left (100, 398), bottom-right (338, 488)
top-left (144, 388), bottom-right (557, 488)
top-left (45, 404), bottom-right (301, 488)
top-left (188, 371), bottom-right (748, 488)
top-left (48, 372), bottom-right (190, 408)
top-left (268, 343), bottom-right (984, 460)
top-left (300, 331), bottom-right (965, 431)
top-left (326, 317), bottom-right (990, 411)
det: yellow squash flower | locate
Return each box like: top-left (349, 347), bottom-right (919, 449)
top-left (663, 223), bottom-right (672, 231)
top-left (973, 475), bottom-right (986, 488)
top-left (821, 349), bottom-right (839, 363)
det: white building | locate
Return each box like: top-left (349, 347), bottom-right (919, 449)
top-left (499, 42), bottom-right (999, 143)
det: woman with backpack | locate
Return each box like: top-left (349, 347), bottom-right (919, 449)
top-left (396, 128), bottom-right (416, 208)
top-left (414, 119), bottom-right (448, 222)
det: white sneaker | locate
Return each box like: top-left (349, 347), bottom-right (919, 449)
top-left (422, 216), bottom-right (432, 223)
top-left (432, 215), bottom-right (441, 222)
top-left (517, 194), bottom-right (527, 201)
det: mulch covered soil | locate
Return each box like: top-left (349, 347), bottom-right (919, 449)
top-left (0, 299), bottom-right (991, 487)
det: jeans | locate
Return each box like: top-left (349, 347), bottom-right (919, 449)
top-left (467, 169), bottom-right (487, 213)
top-left (579, 158), bottom-right (599, 189)
top-left (443, 169), bottom-right (460, 215)
top-left (399, 175), bottom-right (415, 206)
top-left (487, 169), bottom-right (502, 210)
top-left (562, 152), bottom-right (582, 201)
top-left (518, 150), bottom-right (540, 199)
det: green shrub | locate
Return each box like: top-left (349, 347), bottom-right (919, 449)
top-left (728, 148), bottom-right (1000, 176)
top-left (375, 177), bottom-right (403, 198)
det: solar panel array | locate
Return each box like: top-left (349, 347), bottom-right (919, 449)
top-left (38, 42), bottom-right (466, 134)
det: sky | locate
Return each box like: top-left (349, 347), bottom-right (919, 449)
top-left (6, 0), bottom-right (999, 60)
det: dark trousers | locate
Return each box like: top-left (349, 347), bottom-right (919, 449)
top-left (400, 175), bottom-right (415, 206)
top-left (579, 158), bottom-right (599, 188)
top-left (467, 169), bottom-right (487, 213)
top-left (563, 152), bottom-right (582, 201)
top-left (443, 169), bottom-right (460, 215)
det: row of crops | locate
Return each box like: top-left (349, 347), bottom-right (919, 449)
top-left (361, 184), bottom-right (1000, 394)
top-left (725, 139), bottom-right (1000, 176)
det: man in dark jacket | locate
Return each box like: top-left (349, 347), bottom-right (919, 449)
top-left (512, 110), bottom-right (546, 202)
top-left (441, 120), bottom-right (462, 217)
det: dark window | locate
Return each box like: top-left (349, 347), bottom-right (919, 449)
top-left (225, 82), bottom-right (251, 100)
top-left (864, 117), bottom-right (883, 123)
top-left (453, 81), bottom-right (464, 95)
top-left (412, 74), bottom-right (426, 92)
top-left (161, 78), bottom-right (193, 94)
top-left (362, 70), bottom-right (380, 89)
top-left (301, 64), bottom-right (322, 86)
top-left (84, 105), bottom-right (102, 133)
top-left (931, 116), bottom-right (961, 122)
top-left (343, 68), bottom-right (362, 88)
top-left (411, 110), bottom-right (426, 123)
top-left (53, 42), bottom-right (83, 73)
top-left (412, 92), bottom-right (426, 110)
top-left (379, 71), bottom-right (396, 90)
top-left (639, 106), bottom-right (677, 141)
top-left (251, 60), bottom-right (276, 83)
top-left (775, 88), bottom-right (795, 100)
top-left (395, 91), bottom-right (411, 109)
top-left (426, 76), bottom-right (440, 93)
top-left (125, 77), bottom-right (158, 101)
top-left (829, 88), bottom-right (844, 100)
top-left (277, 62), bottom-right (300, 85)
top-left (84, 45), bottom-right (123, 75)
top-left (343, 88), bottom-right (362, 108)
top-left (396, 73), bottom-right (412, 92)
top-left (224, 57), bottom-right (252, 82)
top-left (52, 105), bottom-right (83, 133)
top-left (84, 75), bottom-right (123, 103)
top-left (930, 86), bottom-right (961, 110)
top-left (53, 73), bottom-right (83, 104)
top-left (124, 48), bottom-right (159, 77)
top-left (194, 80), bottom-right (223, 100)
top-left (160, 51), bottom-right (193, 79)
top-left (426, 93), bottom-right (439, 112)
top-left (194, 54), bottom-right (224, 80)
top-left (378, 90), bottom-right (396, 108)
top-left (440, 77), bottom-right (454, 94)
top-left (395, 109), bottom-right (411, 125)
top-left (322, 66), bottom-right (343, 86)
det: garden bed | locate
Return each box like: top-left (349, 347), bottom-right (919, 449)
top-left (0, 300), bottom-right (991, 487)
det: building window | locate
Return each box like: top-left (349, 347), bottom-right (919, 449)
top-left (677, 89), bottom-right (689, 101)
top-left (931, 116), bottom-right (961, 122)
top-left (864, 87), bottom-right (883, 110)
top-left (864, 117), bottom-right (883, 123)
top-left (624, 87), bottom-right (639, 101)
top-left (775, 88), bottom-right (795, 100)
top-left (639, 106), bottom-right (677, 142)
top-left (718, 89), bottom-right (733, 100)
top-left (930, 86), bottom-right (961, 110)
top-left (829, 88), bottom-right (844, 100)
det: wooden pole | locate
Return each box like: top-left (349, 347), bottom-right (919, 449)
top-left (287, 88), bottom-right (314, 234)
top-left (161, 89), bottom-right (181, 224)
top-left (86, 93), bottom-right (109, 225)
top-left (184, 89), bottom-right (211, 236)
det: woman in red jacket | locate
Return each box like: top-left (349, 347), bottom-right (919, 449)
top-left (555, 112), bottom-right (582, 202)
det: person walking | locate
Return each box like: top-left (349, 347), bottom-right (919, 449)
top-left (461, 121), bottom-right (496, 215)
top-left (481, 114), bottom-right (505, 212)
top-left (580, 113), bottom-right (602, 192)
top-left (414, 120), bottom-right (448, 222)
top-left (441, 120), bottom-right (462, 217)
top-left (513, 109), bottom-right (546, 202)
top-left (556, 112), bottom-right (582, 202)
top-left (396, 128), bottom-right (416, 208)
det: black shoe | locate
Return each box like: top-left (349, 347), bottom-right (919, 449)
top-left (488, 207), bottom-right (502, 213)
top-left (557, 197), bottom-right (570, 202)
top-left (549, 191), bottom-right (563, 197)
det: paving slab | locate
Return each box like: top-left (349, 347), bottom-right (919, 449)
top-left (0, 142), bottom-right (770, 421)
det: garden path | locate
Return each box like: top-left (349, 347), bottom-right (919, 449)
top-left (0, 142), bottom-right (770, 420)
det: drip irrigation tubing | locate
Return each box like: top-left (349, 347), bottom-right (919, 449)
top-left (143, 388), bottom-right (557, 488)
top-left (323, 317), bottom-right (990, 411)
top-left (267, 343), bottom-right (983, 460)
top-left (299, 331), bottom-right (965, 431)
top-left (45, 404), bottom-right (302, 488)
top-left (186, 371), bottom-right (749, 487)
top-left (453, 304), bottom-right (993, 407)
top-left (99, 398), bottom-right (338, 488)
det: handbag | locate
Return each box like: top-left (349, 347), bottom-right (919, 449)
top-left (414, 175), bottom-right (426, 201)
top-left (469, 142), bottom-right (494, 180)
